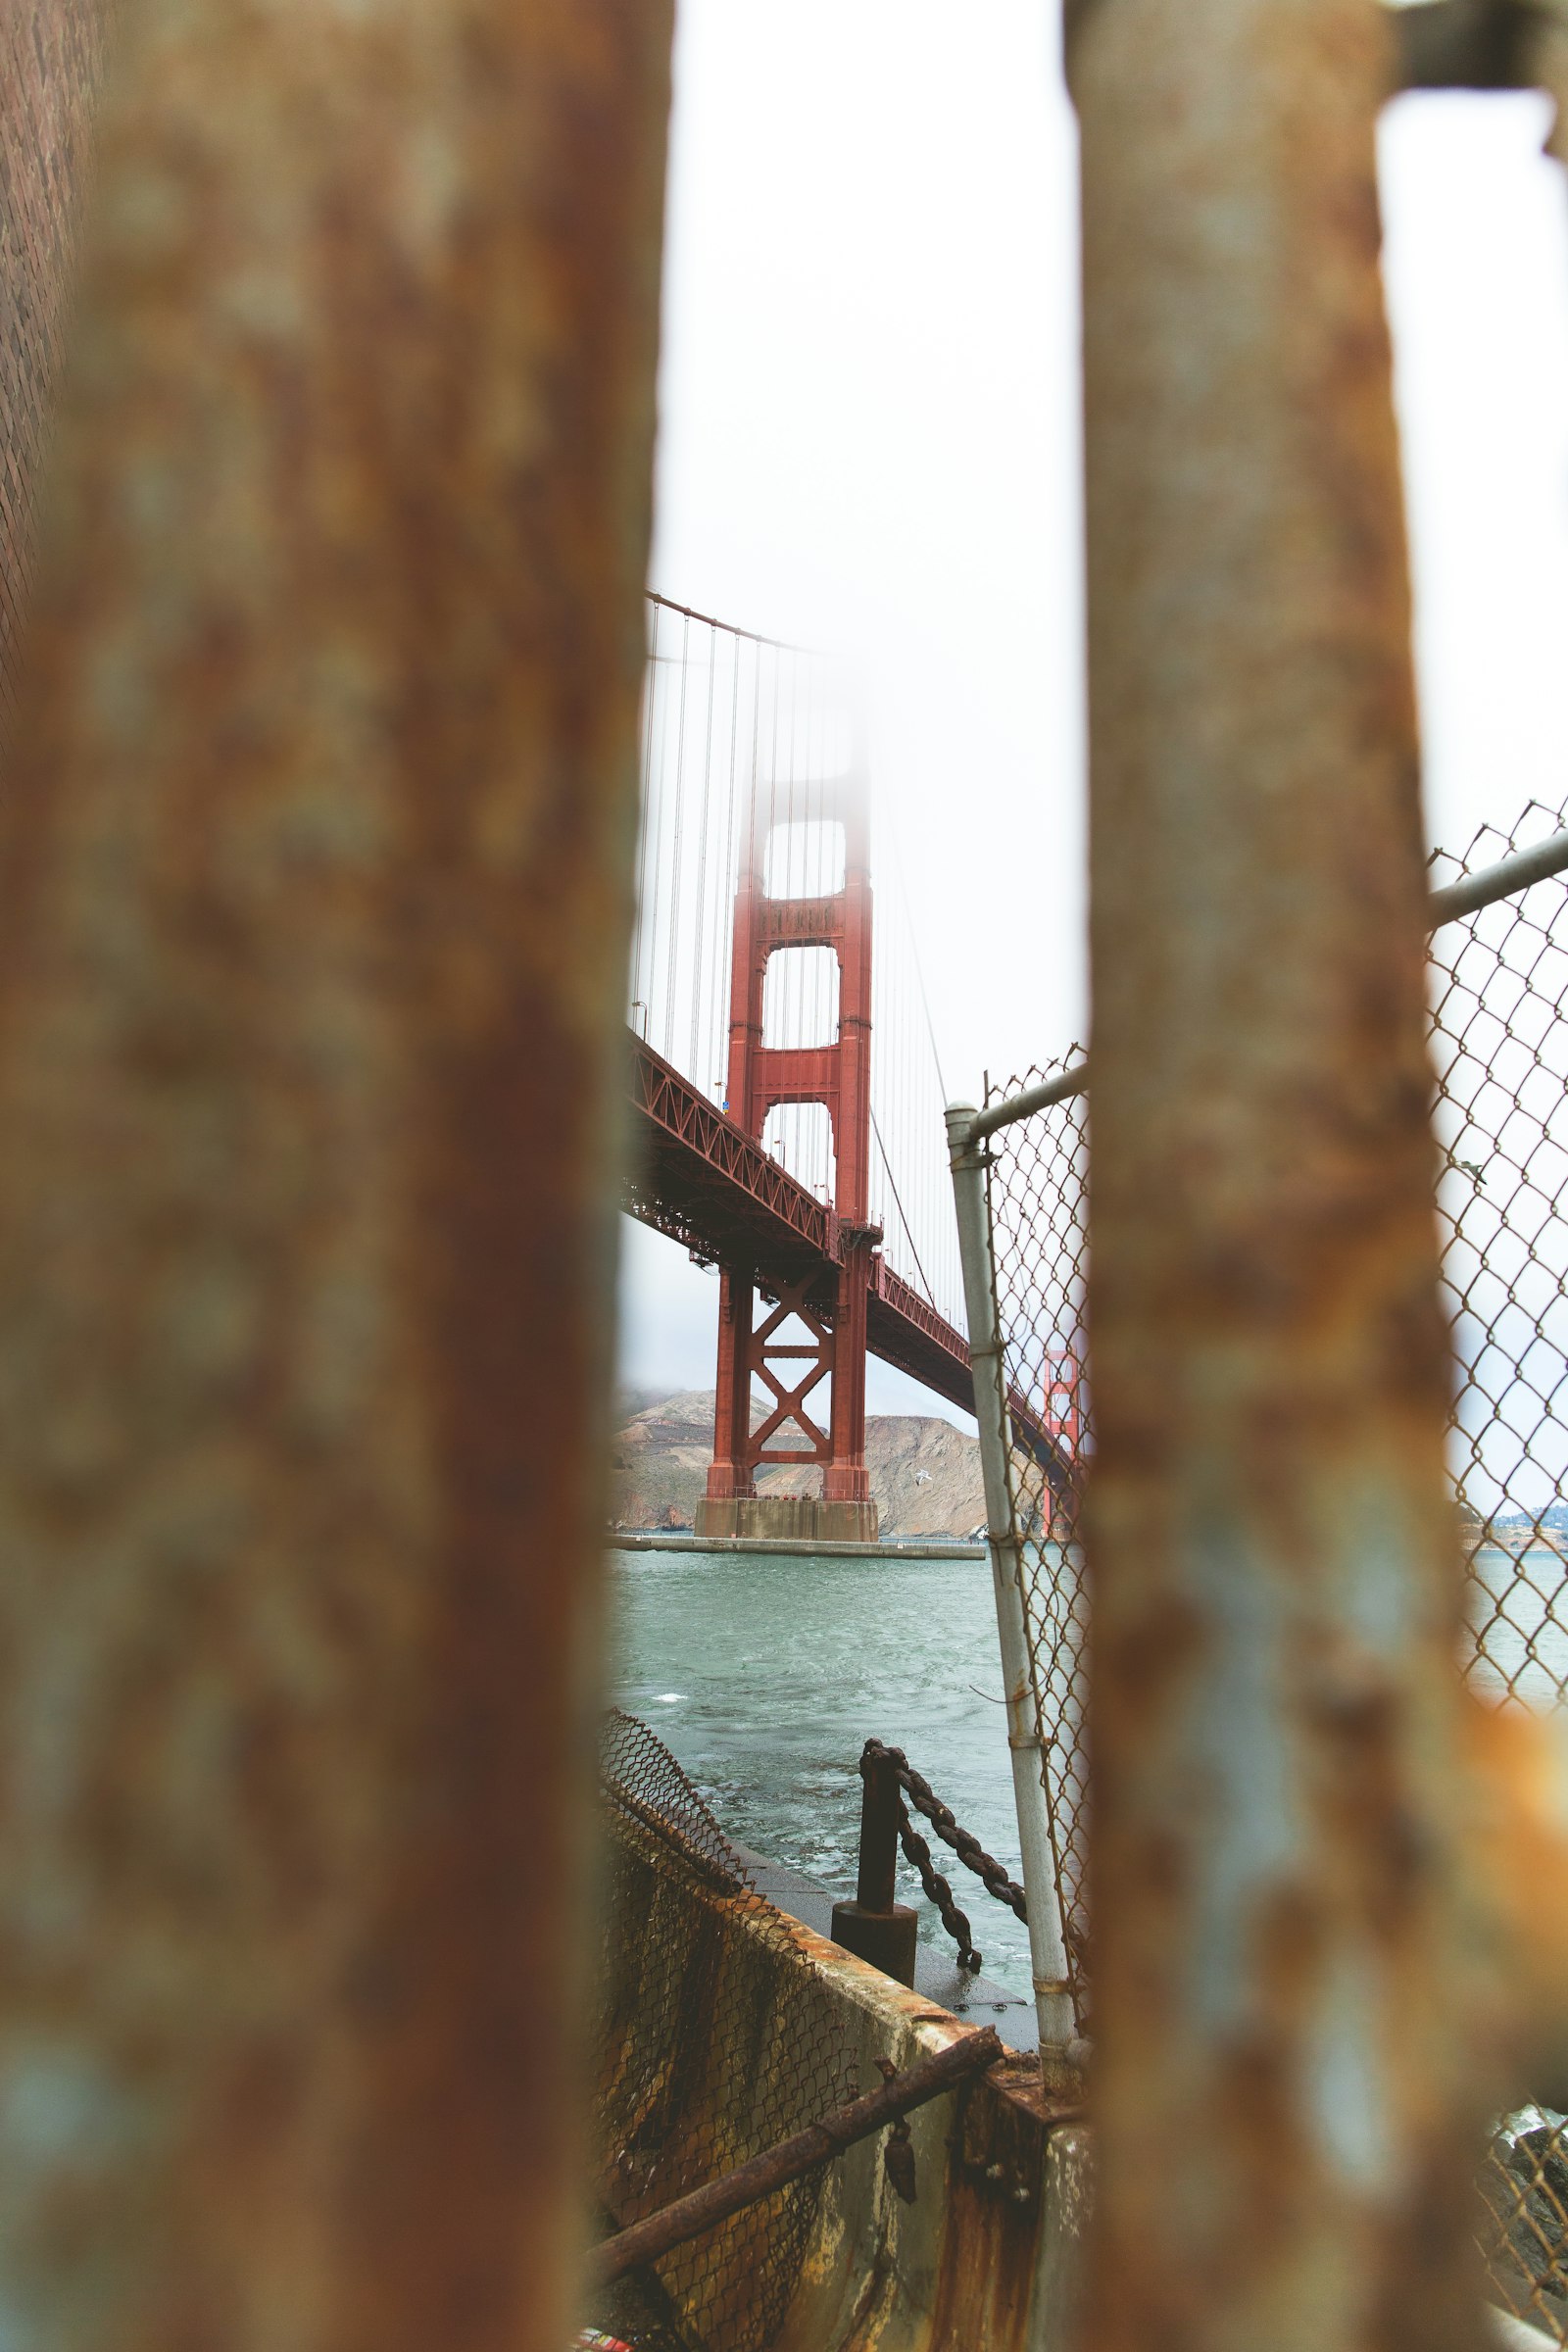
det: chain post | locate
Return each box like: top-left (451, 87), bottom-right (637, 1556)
top-left (831, 1744), bottom-right (918, 1986)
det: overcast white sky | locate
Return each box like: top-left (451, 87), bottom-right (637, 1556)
top-left (619, 3), bottom-right (1568, 1422)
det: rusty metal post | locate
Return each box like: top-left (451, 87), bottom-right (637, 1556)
top-left (832, 1744), bottom-right (919, 1984)
top-left (0, 1), bottom-right (109, 737)
top-left (1071, 4), bottom-right (1485, 2348)
top-left (0, 2), bottom-right (671, 2347)
top-left (1527, 2), bottom-right (1568, 166)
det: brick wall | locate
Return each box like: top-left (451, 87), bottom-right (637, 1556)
top-left (0, 3), bottom-right (106, 732)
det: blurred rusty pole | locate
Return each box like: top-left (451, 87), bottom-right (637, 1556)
top-left (0, 1), bottom-right (111, 740)
top-left (1387, 0), bottom-right (1568, 168)
top-left (0, 2), bottom-right (670, 2346)
top-left (1072, 5), bottom-right (1486, 2348)
top-left (1529, 3), bottom-right (1568, 166)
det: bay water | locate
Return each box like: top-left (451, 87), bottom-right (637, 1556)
top-left (612, 1538), bottom-right (1568, 2007)
top-left (611, 1544), bottom-right (1037, 1996)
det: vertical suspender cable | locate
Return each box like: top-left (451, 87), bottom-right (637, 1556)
top-left (662, 612), bottom-right (690, 1062)
top-left (716, 635), bottom-right (741, 1100)
top-left (690, 618), bottom-right (717, 1077)
top-left (630, 601), bottom-right (661, 1034)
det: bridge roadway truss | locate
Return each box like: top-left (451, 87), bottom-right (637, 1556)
top-left (625, 1030), bottom-right (1072, 1509)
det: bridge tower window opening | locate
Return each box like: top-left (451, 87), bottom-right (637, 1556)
top-left (763, 818), bottom-right (847, 902)
top-left (761, 946), bottom-right (839, 1054)
top-left (760, 1102), bottom-right (836, 1205)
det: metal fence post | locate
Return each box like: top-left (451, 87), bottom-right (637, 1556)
top-left (1073, 0), bottom-right (1481, 2342)
top-left (947, 1102), bottom-right (1077, 2078)
top-left (0, 3), bottom-right (673, 2343)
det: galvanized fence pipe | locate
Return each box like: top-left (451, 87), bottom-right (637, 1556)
top-left (967, 1060), bottom-right (1091, 1147)
top-left (1429, 827), bottom-right (1568, 931)
top-left (946, 1104), bottom-right (1077, 2075)
top-left (963, 819), bottom-right (1568, 1161)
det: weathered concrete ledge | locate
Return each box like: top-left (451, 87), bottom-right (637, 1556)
top-left (731, 1840), bottom-right (1040, 2054)
top-left (595, 1804), bottom-right (1090, 2351)
top-left (611, 1532), bottom-right (987, 1561)
top-left (697, 1492), bottom-right (881, 1544)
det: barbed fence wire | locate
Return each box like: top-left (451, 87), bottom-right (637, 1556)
top-left (972, 796), bottom-right (1568, 2334)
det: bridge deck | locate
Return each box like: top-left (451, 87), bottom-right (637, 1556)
top-left (624, 1031), bottom-right (1074, 1499)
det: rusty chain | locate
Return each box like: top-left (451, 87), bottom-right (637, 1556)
top-left (892, 1798), bottom-right (982, 1971)
top-left (861, 1739), bottom-right (1029, 1974)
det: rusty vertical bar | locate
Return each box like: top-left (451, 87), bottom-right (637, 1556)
top-left (0, 1), bottom-right (110, 737)
top-left (0, 3), bottom-right (671, 2348)
top-left (1528, 3), bottom-right (1568, 166)
top-left (1072, 5), bottom-right (1482, 2349)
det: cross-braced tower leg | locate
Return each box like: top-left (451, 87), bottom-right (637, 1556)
top-left (696, 741), bottom-right (879, 1544)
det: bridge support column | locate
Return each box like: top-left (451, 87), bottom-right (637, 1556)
top-left (700, 1269), bottom-right (757, 1532)
top-left (820, 1227), bottom-right (877, 1544)
top-left (698, 745), bottom-right (880, 1546)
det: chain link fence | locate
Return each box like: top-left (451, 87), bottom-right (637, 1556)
top-left (589, 1712), bottom-right (854, 2352)
top-left (1429, 797), bottom-right (1568, 2337)
top-left (967, 798), bottom-right (1568, 2337)
top-left (974, 1059), bottom-right (1093, 2033)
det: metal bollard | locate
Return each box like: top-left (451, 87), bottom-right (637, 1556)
top-left (831, 1744), bottom-right (919, 1986)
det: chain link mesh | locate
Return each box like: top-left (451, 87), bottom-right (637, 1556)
top-left (977, 801), bottom-right (1568, 2333)
top-left (980, 1056), bottom-right (1092, 2028)
top-left (1429, 797), bottom-right (1568, 2337)
top-left (589, 1712), bottom-right (854, 2352)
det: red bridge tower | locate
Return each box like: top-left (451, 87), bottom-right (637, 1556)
top-left (695, 765), bottom-right (880, 1543)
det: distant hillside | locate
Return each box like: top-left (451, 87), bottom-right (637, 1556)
top-left (610, 1390), bottom-right (985, 1538)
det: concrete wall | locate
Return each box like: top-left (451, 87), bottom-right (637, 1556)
top-left (596, 1807), bottom-right (1090, 2350)
top-left (695, 1493), bottom-right (880, 1544)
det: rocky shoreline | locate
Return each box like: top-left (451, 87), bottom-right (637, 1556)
top-left (610, 1389), bottom-right (985, 1540)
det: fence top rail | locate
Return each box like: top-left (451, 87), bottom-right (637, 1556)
top-left (1426, 823), bottom-right (1568, 929)
top-left (956, 1062), bottom-right (1091, 1152)
top-left (953, 821), bottom-right (1568, 1154)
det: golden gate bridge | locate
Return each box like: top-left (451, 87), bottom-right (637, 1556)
top-left (622, 591), bottom-right (1072, 1540)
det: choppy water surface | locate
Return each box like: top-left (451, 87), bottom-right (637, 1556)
top-left (1467, 1545), bottom-right (1568, 1704)
top-left (611, 1545), bottom-right (1035, 1995)
top-left (612, 1538), bottom-right (1568, 2005)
